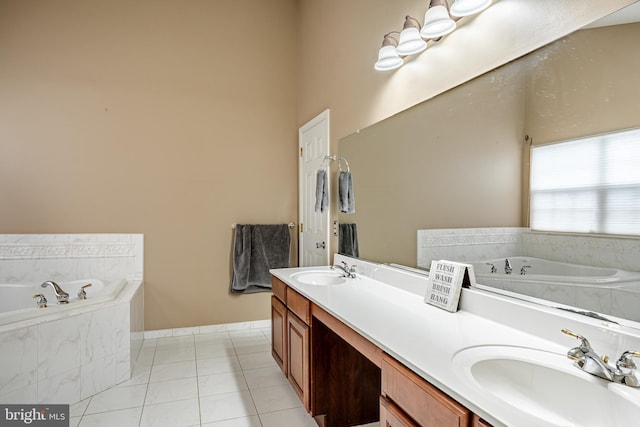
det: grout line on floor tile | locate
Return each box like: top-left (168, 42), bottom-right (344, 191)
top-left (194, 337), bottom-right (203, 427)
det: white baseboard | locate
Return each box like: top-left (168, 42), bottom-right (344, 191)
top-left (144, 319), bottom-right (270, 339)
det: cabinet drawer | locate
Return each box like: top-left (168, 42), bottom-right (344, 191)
top-left (382, 355), bottom-right (470, 427)
top-left (272, 276), bottom-right (287, 304)
top-left (472, 414), bottom-right (493, 427)
top-left (380, 396), bottom-right (419, 427)
top-left (286, 287), bottom-right (310, 325)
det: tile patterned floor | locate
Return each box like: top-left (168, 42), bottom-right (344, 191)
top-left (69, 327), bottom-right (379, 427)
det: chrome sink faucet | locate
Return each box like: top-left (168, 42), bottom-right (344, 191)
top-left (332, 261), bottom-right (357, 278)
top-left (41, 281), bottom-right (70, 304)
top-left (505, 258), bottom-right (512, 275)
top-left (561, 328), bottom-right (640, 387)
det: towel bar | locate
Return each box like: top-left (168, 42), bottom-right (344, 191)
top-left (323, 155), bottom-right (350, 172)
top-left (232, 223), bottom-right (295, 229)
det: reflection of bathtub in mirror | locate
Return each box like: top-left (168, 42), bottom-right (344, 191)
top-left (472, 257), bottom-right (639, 284)
top-left (470, 256), bottom-right (640, 323)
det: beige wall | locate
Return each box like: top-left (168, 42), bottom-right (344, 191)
top-left (0, 0), bottom-right (298, 330)
top-left (0, 0), bottom-right (635, 330)
top-left (339, 63), bottom-right (525, 266)
top-left (524, 23), bottom-right (640, 144)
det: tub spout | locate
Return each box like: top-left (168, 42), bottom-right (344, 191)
top-left (41, 281), bottom-right (70, 304)
top-left (505, 258), bottom-right (512, 275)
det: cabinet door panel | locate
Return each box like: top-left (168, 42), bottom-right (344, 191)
top-left (271, 296), bottom-right (287, 375)
top-left (287, 311), bottom-right (310, 410)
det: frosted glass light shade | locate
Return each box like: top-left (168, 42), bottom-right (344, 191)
top-left (450, 0), bottom-right (492, 17)
top-left (374, 45), bottom-right (403, 71)
top-left (396, 27), bottom-right (427, 56)
top-left (421, 5), bottom-right (456, 39)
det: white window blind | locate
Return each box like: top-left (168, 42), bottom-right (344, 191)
top-left (530, 128), bottom-right (640, 236)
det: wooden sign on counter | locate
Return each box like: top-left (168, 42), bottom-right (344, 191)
top-left (424, 260), bottom-right (476, 312)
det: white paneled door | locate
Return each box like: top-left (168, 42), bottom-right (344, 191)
top-left (299, 110), bottom-right (330, 267)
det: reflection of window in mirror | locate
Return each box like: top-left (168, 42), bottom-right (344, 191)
top-left (530, 128), bottom-right (640, 236)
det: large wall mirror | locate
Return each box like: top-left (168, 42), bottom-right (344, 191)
top-left (339, 3), bottom-right (640, 324)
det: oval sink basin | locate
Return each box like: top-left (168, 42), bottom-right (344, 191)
top-left (290, 270), bottom-right (347, 286)
top-left (452, 346), bottom-right (640, 426)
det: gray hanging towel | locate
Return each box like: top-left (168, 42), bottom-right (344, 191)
top-left (338, 223), bottom-right (359, 258)
top-left (231, 224), bottom-right (291, 293)
top-left (339, 171), bottom-right (355, 213)
top-left (315, 169), bottom-right (328, 213)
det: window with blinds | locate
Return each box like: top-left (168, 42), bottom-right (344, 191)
top-left (530, 128), bottom-right (640, 236)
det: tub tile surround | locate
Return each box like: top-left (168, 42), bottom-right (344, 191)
top-left (417, 227), bottom-right (525, 266)
top-left (522, 232), bottom-right (640, 272)
top-left (0, 234), bottom-right (144, 405)
top-left (417, 227), bottom-right (640, 323)
top-left (417, 227), bottom-right (640, 272)
top-left (0, 233), bottom-right (143, 283)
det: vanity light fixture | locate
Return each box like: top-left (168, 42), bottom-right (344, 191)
top-left (421, 0), bottom-right (456, 39)
top-left (373, 0), bottom-right (492, 71)
top-left (374, 32), bottom-right (404, 71)
top-left (449, 0), bottom-right (492, 17)
top-left (396, 16), bottom-right (428, 56)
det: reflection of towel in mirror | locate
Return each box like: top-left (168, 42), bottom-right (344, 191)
top-left (315, 169), bottom-right (328, 213)
top-left (339, 171), bottom-right (355, 213)
top-left (231, 224), bottom-right (291, 293)
top-left (338, 223), bottom-right (359, 257)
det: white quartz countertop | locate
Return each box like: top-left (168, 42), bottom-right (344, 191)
top-left (271, 259), bottom-right (640, 427)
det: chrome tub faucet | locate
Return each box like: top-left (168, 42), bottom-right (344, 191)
top-left (78, 283), bottom-right (92, 300)
top-left (32, 293), bottom-right (48, 309)
top-left (41, 280), bottom-right (70, 304)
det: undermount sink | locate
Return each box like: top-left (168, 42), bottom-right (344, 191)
top-left (290, 270), bottom-right (347, 286)
top-left (452, 345), bottom-right (640, 426)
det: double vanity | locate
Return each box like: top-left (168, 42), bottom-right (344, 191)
top-left (270, 254), bottom-right (640, 427)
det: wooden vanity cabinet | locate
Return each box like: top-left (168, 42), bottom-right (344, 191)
top-left (382, 355), bottom-right (470, 427)
top-left (270, 276), bottom-right (311, 410)
top-left (271, 275), bottom-right (493, 426)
